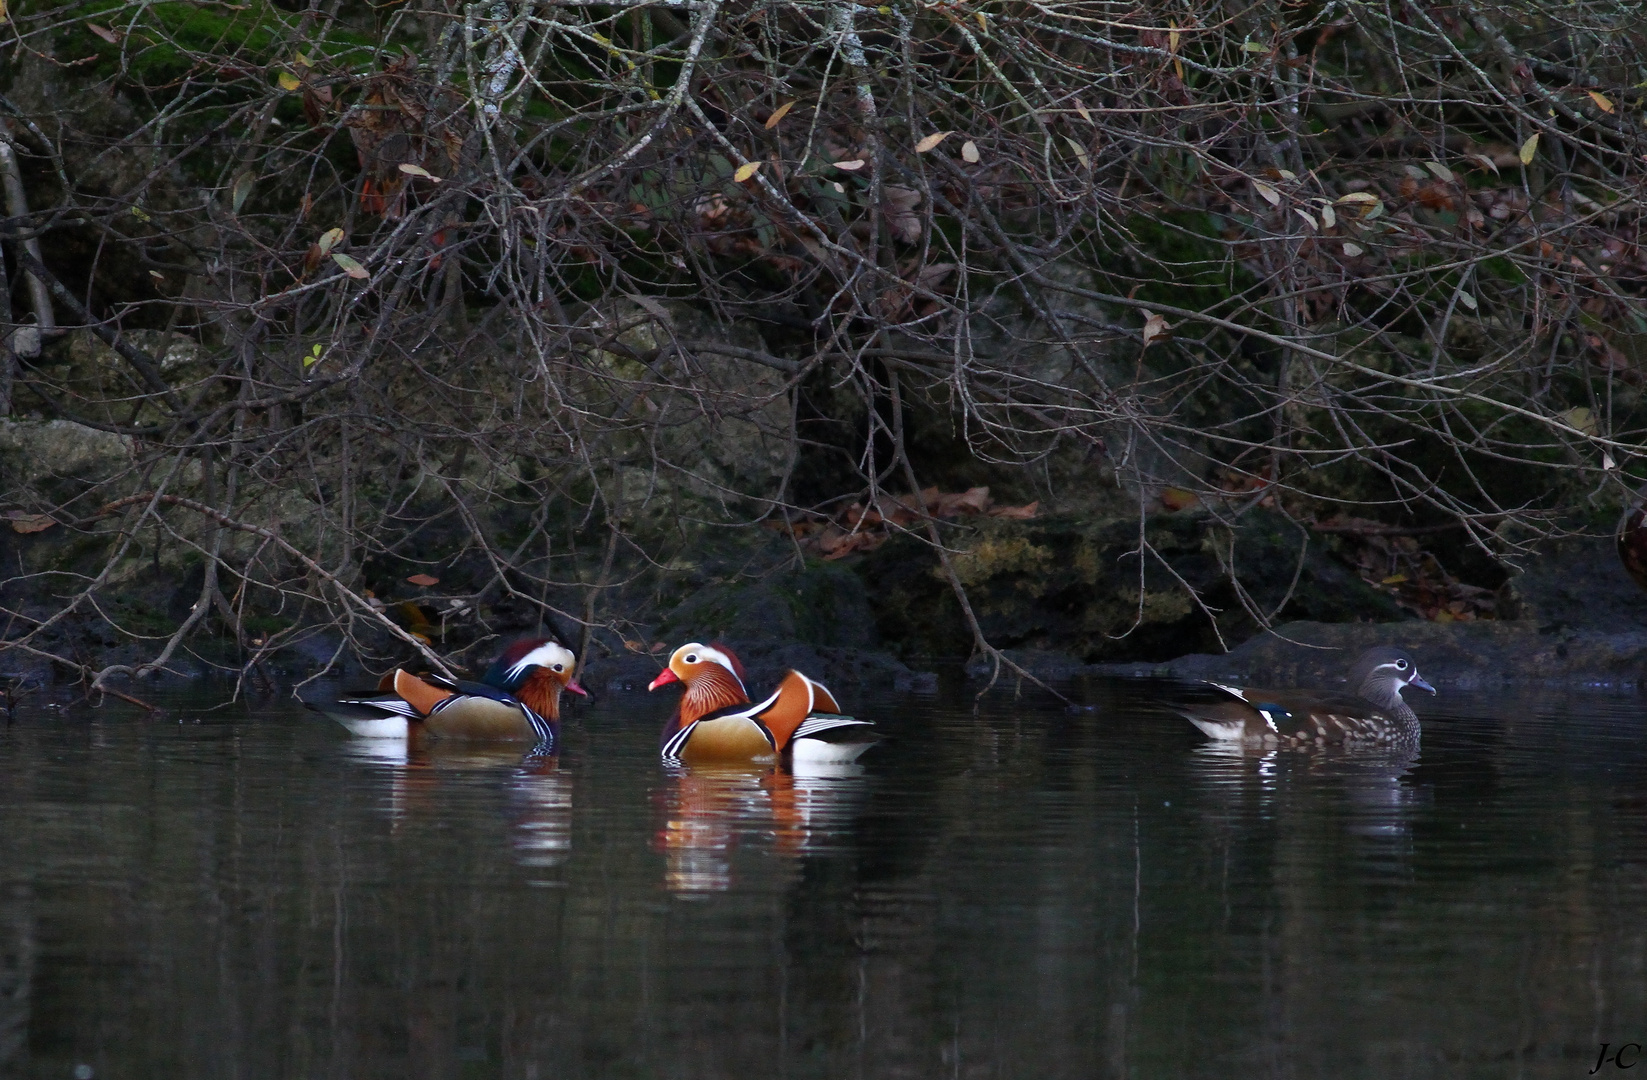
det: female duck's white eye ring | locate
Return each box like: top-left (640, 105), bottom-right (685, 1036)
top-left (685, 653), bottom-right (699, 664)
top-left (1395, 658), bottom-right (1409, 670)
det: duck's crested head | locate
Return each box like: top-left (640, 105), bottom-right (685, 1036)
top-left (647, 642), bottom-right (747, 694)
top-left (1349, 646), bottom-right (1434, 707)
top-left (490, 636), bottom-right (587, 696)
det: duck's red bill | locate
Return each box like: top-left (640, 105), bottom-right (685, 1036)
top-left (566, 679), bottom-right (589, 696)
top-left (647, 669), bottom-right (679, 691)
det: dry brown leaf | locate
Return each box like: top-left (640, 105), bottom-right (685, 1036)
top-left (915, 130), bottom-right (951, 153)
top-left (1158, 487), bottom-right (1199, 511)
top-left (932, 487), bottom-right (992, 516)
top-left (406, 573), bottom-right (439, 586)
top-left (87, 22), bottom-right (119, 43)
top-left (883, 185), bottom-right (922, 243)
top-left (834, 159), bottom-right (866, 171)
top-left (6, 513), bottom-right (57, 534)
top-left (916, 262), bottom-right (956, 289)
top-left (960, 141), bottom-right (980, 164)
top-left (764, 100), bottom-right (797, 129)
top-left (988, 501), bottom-right (1039, 520)
top-left (1142, 311), bottom-right (1171, 346)
top-left (733, 161), bottom-right (761, 182)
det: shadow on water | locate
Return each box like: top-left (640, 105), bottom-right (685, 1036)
top-left (1, 680), bottom-right (1646, 1077)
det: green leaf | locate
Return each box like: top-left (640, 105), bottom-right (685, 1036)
top-left (231, 171), bottom-right (255, 214)
top-left (331, 252), bottom-right (369, 280)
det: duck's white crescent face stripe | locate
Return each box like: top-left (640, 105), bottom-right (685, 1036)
top-left (507, 642), bottom-right (577, 681)
top-left (675, 643), bottom-right (746, 694)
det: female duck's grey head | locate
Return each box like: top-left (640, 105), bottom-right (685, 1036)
top-left (1348, 646), bottom-right (1435, 710)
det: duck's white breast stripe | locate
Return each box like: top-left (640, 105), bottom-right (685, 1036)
top-left (662, 720), bottom-right (697, 761)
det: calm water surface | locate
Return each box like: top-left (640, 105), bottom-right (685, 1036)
top-left (2, 681), bottom-right (1646, 1079)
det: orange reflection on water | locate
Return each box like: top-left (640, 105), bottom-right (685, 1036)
top-left (653, 761), bottom-right (867, 895)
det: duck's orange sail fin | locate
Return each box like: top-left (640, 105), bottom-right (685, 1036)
top-left (393, 668), bottom-right (455, 717)
top-left (754, 670), bottom-right (817, 751)
top-left (809, 676), bottom-right (841, 715)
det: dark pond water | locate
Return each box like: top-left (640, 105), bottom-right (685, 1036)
top-left (2, 680), bottom-right (1647, 1079)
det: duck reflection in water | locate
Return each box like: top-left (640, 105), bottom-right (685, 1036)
top-left (653, 760), bottom-right (868, 896)
top-left (340, 738), bottom-right (574, 875)
top-left (1190, 741), bottom-right (1427, 850)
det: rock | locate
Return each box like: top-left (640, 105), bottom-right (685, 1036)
top-left (659, 560), bottom-right (880, 651)
top-left (1103, 618), bottom-right (1647, 689)
top-left (855, 509), bottom-right (1407, 663)
top-left (0, 418), bottom-right (135, 488)
top-left (1500, 536), bottom-right (1647, 632)
top-left (894, 670), bottom-right (939, 694)
top-left (583, 653), bottom-right (667, 694)
top-left (965, 648), bottom-right (1088, 681)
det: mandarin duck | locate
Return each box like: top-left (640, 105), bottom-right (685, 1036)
top-left (310, 636), bottom-right (586, 747)
top-left (646, 642), bottom-right (877, 765)
top-left (1174, 646), bottom-right (1435, 749)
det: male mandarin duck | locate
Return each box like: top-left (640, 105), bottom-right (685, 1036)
top-left (1175, 646), bottom-right (1435, 749)
top-left (311, 636), bottom-right (587, 747)
top-left (646, 642), bottom-right (877, 765)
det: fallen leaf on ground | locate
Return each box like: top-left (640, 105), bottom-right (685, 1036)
top-left (988, 501), bottom-right (1039, 519)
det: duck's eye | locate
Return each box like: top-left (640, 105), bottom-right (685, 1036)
top-left (685, 653), bottom-right (699, 664)
top-left (552, 663), bottom-right (564, 672)
top-left (1395, 658), bottom-right (1408, 670)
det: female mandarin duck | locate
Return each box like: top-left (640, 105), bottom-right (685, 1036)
top-left (647, 642), bottom-right (876, 765)
top-left (312, 636), bottom-right (587, 747)
top-left (1175, 646), bottom-right (1435, 749)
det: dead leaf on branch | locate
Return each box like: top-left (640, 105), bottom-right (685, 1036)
top-left (764, 100), bottom-right (797, 129)
top-left (915, 130), bottom-right (951, 153)
top-left (1141, 311), bottom-right (1171, 346)
top-left (345, 49), bottom-right (469, 219)
top-left (882, 185), bottom-right (923, 243)
top-left (4, 511), bottom-right (57, 534)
